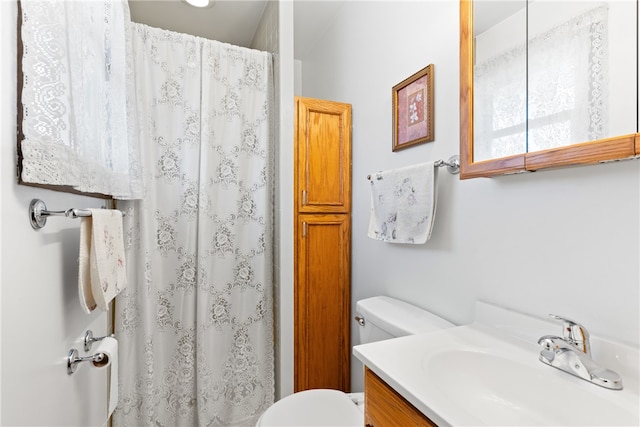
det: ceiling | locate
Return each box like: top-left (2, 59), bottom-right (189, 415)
top-left (128, 0), bottom-right (345, 58)
top-left (128, 0), bottom-right (269, 48)
top-left (474, 1), bottom-right (526, 35)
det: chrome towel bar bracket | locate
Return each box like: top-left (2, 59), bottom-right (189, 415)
top-left (29, 198), bottom-right (124, 230)
top-left (435, 154), bottom-right (460, 175)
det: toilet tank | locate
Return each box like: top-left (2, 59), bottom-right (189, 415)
top-left (355, 296), bottom-right (454, 344)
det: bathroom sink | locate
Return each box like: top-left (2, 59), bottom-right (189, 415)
top-left (354, 302), bottom-right (640, 426)
top-left (422, 349), bottom-right (639, 426)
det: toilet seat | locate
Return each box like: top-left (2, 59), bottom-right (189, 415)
top-left (256, 389), bottom-right (363, 426)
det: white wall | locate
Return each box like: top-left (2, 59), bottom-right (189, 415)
top-left (1, 2), bottom-right (109, 424)
top-left (297, 1), bottom-right (640, 392)
top-left (276, 0), bottom-right (295, 401)
top-left (252, 0), bottom-right (296, 401)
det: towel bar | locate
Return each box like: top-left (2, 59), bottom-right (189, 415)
top-left (29, 199), bottom-right (124, 230)
top-left (367, 154), bottom-right (460, 180)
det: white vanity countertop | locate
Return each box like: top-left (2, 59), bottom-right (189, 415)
top-left (353, 303), bottom-right (640, 426)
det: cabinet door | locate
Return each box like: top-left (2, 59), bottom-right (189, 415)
top-left (295, 214), bottom-right (351, 392)
top-left (364, 368), bottom-right (437, 427)
top-left (295, 97), bottom-right (351, 213)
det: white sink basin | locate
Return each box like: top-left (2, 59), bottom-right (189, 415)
top-left (354, 303), bottom-right (640, 426)
top-left (423, 349), bottom-right (638, 426)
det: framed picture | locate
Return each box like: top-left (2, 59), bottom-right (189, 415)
top-left (392, 64), bottom-right (434, 151)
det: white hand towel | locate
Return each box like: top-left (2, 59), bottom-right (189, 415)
top-left (367, 162), bottom-right (438, 244)
top-left (79, 217), bottom-right (96, 313)
top-left (78, 209), bottom-right (127, 312)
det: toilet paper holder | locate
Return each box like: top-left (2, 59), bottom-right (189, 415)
top-left (84, 330), bottom-right (114, 352)
top-left (67, 348), bottom-right (106, 375)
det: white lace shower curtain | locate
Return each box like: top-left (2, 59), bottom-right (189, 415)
top-left (115, 24), bottom-right (274, 427)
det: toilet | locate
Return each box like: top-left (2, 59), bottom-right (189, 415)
top-left (256, 296), bottom-right (455, 426)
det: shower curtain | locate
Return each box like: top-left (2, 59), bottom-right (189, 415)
top-left (114, 23), bottom-right (274, 427)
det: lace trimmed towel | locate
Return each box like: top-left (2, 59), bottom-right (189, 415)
top-left (367, 162), bottom-right (438, 244)
top-left (79, 209), bottom-right (127, 313)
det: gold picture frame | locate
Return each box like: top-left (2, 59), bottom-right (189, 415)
top-left (392, 64), bottom-right (434, 151)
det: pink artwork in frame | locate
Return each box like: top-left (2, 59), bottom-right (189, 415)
top-left (392, 64), bottom-right (434, 151)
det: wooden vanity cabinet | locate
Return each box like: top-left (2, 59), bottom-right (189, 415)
top-left (364, 367), bottom-right (437, 427)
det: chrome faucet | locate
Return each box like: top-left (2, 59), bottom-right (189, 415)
top-left (537, 314), bottom-right (623, 390)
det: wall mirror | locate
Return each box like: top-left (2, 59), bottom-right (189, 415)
top-left (460, 0), bottom-right (640, 179)
top-left (16, 0), bottom-right (138, 199)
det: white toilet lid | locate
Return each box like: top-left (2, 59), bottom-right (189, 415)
top-left (257, 389), bottom-right (364, 427)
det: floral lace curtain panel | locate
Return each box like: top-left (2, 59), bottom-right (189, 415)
top-left (19, 0), bottom-right (141, 198)
top-left (115, 24), bottom-right (274, 427)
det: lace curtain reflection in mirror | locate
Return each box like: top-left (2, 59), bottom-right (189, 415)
top-left (18, 0), bottom-right (142, 199)
top-left (474, 4), bottom-right (609, 162)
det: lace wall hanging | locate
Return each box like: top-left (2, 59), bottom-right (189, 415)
top-left (19, 0), bottom-right (141, 199)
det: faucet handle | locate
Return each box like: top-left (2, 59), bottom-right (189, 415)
top-left (549, 314), bottom-right (591, 355)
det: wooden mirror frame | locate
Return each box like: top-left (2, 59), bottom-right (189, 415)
top-left (459, 0), bottom-right (639, 180)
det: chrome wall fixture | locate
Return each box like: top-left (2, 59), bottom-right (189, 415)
top-left (367, 155), bottom-right (460, 180)
top-left (67, 330), bottom-right (114, 375)
top-left (84, 330), bottom-right (114, 352)
top-left (29, 198), bottom-right (91, 229)
top-left (28, 198), bottom-right (123, 230)
top-left (67, 348), bottom-right (107, 375)
top-left (434, 155), bottom-right (461, 175)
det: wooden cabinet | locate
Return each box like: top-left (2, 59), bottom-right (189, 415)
top-left (295, 214), bottom-right (351, 391)
top-left (295, 97), bottom-right (351, 213)
top-left (294, 97), bottom-right (352, 392)
top-left (364, 367), bottom-right (437, 427)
